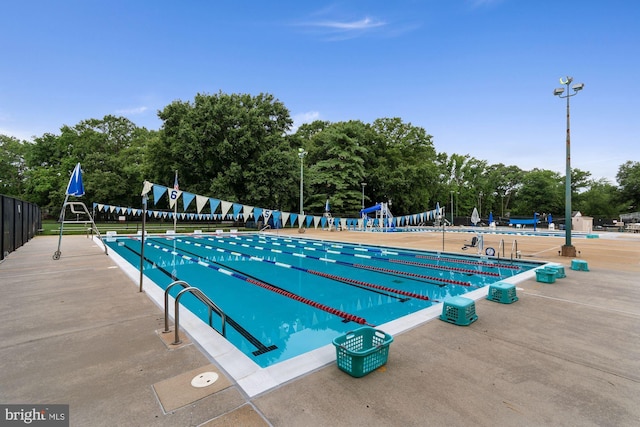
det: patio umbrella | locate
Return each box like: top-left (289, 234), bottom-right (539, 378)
top-left (548, 213), bottom-right (553, 224)
top-left (489, 211), bottom-right (494, 224)
top-left (471, 207), bottom-right (480, 225)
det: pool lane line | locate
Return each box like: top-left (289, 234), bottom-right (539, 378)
top-left (206, 236), bottom-right (473, 290)
top-left (163, 239), bottom-right (410, 302)
top-left (247, 235), bottom-right (499, 276)
top-left (252, 234), bottom-right (522, 271)
top-left (145, 238), bottom-right (371, 326)
top-left (192, 237), bottom-right (439, 299)
top-left (119, 240), bottom-right (278, 356)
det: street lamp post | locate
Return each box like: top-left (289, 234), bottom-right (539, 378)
top-left (450, 191), bottom-right (454, 225)
top-left (361, 182), bottom-right (367, 210)
top-left (554, 76), bottom-right (584, 257)
top-left (298, 148), bottom-right (307, 217)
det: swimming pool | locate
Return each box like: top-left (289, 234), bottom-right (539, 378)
top-left (104, 232), bottom-right (538, 368)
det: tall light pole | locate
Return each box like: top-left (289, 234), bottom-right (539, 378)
top-left (554, 76), bottom-right (584, 257)
top-left (298, 148), bottom-right (307, 216)
top-left (450, 191), bottom-right (454, 225)
top-left (361, 182), bottom-right (367, 210)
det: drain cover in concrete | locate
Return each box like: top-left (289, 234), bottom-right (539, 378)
top-left (191, 372), bottom-right (219, 388)
top-left (153, 364), bottom-right (232, 412)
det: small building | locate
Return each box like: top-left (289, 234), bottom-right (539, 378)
top-left (572, 211), bottom-right (593, 233)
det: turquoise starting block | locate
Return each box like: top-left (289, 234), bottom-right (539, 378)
top-left (571, 259), bottom-right (589, 271)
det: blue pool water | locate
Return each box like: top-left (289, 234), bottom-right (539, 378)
top-left (105, 233), bottom-right (537, 367)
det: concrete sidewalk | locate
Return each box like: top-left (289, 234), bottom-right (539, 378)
top-left (1, 234), bottom-right (639, 426)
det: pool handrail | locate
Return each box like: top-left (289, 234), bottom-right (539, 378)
top-left (163, 280), bottom-right (227, 345)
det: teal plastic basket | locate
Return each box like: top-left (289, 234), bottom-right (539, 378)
top-left (545, 265), bottom-right (566, 278)
top-left (535, 268), bottom-right (556, 283)
top-left (333, 327), bottom-right (393, 377)
top-left (486, 282), bottom-right (518, 304)
top-left (439, 296), bottom-right (478, 326)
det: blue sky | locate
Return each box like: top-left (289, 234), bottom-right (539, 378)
top-left (2, 0), bottom-right (639, 183)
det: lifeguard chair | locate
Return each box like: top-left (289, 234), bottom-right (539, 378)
top-left (53, 163), bottom-right (107, 260)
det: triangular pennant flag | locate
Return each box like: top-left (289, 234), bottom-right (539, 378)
top-left (281, 212), bottom-right (290, 227)
top-left (313, 216), bottom-right (321, 228)
top-left (141, 180), bottom-right (153, 196)
top-left (109, 205), bottom-right (117, 213)
top-left (254, 207), bottom-right (263, 221)
top-left (243, 205), bottom-right (253, 221)
top-left (232, 203), bottom-right (243, 220)
top-left (182, 192), bottom-right (196, 211)
top-left (209, 198), bottom-right (221, 213)
top-left (152, 185), bottom-right (168, 206)
top-left (168, 189), bottom-right (182, 209)
top-left (272, 211), bottom-right (281, 228)
top-left (289, 213), bottom-right (298, 226)
top-left (220, 201), bottom-right (232, 217)
top-left (306, 215), bottom-right (313, 228)
top-left (196, 195), bottom-right (209, 213)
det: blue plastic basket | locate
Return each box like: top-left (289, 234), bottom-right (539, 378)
top-left (333, 327), bottom-right (393, 377)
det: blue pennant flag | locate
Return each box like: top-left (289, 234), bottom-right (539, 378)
top-left (66, 163), bottom-right (85, 196)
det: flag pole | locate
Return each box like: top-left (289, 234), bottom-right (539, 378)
top-left (140, 191), bottom-right (147, 292)
top-left (173, 170), bottom-right (178, 232)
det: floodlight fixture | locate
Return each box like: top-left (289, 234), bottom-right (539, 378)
top-left (572, 83), bottom-right (584, 91)
top-left (553, 88), bottom-right (565, 96)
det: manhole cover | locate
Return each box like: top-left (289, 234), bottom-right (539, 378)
top-left (191, 372), bottom-right (219, 388)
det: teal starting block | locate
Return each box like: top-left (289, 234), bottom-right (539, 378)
top-left (486, 282), bottom-right (518, 304)
top-left (440, 296), bottom-right (478, 326)
top-left (571, 259), bottom-right (589, 271)
top-left (535, 268), bottom-right (556, 283)
top-left (544, 265), bottom-right (566, 278)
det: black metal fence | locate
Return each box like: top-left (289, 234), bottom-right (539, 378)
top-left (1, 195), bottom-right (42, 261)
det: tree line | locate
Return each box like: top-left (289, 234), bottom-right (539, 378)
top-left (1, 91), bottom-right (638, 223)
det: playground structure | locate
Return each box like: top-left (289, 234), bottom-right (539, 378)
top-left (360, 202), bottom-right (394, 231)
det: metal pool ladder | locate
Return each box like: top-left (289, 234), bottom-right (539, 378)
top-left (163, 280), bottom-right (227, 345)
top-left (497, 239), bottom-right (520, 262)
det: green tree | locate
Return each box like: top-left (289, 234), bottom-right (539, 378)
top-left (512, 169), bottom-right (563, 216)
top-left (24, 116), bottom-right (149, 216)
top-left (575, 179), bottom-right (622, 219)
top-left (366, 118), bottom-right (438, 216)
top-left (616, 161), bottom-right (640, 211)
top-left (0, 134), bottom-right (27, 197)
top-left (153, 92), bottom-right (294, 210)
top-left (304, 120), bottom-right (369, 215)
top-left (485, 163), bottom-right (524, 218)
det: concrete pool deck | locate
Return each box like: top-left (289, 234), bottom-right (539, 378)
top-left (1, 231), bottom-right (639, 426)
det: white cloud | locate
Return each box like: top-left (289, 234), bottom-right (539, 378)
top-left (295, 12), bottom-right (389, 41)
top-left (115, 106), bottom-right (149, 115)
top-left (309, 17), bottom-right (386, 31)
top-left (0, 126), bottom-right (37, 141)
top-left (290, 111), bottom-right (321, 133)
